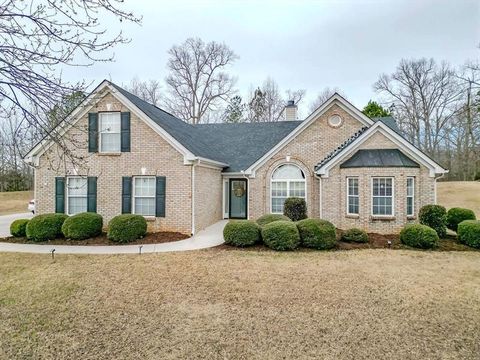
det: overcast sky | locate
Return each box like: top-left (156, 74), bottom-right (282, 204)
top-left (63, 0), bottom-right (480, 117)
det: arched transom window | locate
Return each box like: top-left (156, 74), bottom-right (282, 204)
top-left (271, 164), bottom-right (306, 213)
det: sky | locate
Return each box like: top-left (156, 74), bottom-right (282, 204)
top-left (62, 0), bottom-right (480, 118)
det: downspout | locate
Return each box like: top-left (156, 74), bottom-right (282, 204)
top-left (191, 159), bottom-right (199, 235)
top-left (314, 173), bottom-right (322, 218)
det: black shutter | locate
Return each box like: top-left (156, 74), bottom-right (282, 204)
top-left (55, 177), bottom-right (65, 213)
top-left (122, 177), bottom-right (132, 214)
top-left (121, 112), bottom-right (131, 152)
top-left (87, 177), bottom-right (97, 213)
top-left (88, 113), bottom-right (98, 152)
top-left (156, 176), bottom-right (166, 217)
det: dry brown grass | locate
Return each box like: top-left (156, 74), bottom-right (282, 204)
top-left (0, 191), bottom-right (33, 215)
top-left (437, 181), bottom-right (480, 217)
top-left (0, 249), bottom-right (479, 359)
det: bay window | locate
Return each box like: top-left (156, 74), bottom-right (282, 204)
top-left (347, 177), bottom-right (359, 215)
top-left (372, 177), bottom-right (394, 216)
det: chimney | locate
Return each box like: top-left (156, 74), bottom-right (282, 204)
top-left (284, 100), bottom-right (298, 121)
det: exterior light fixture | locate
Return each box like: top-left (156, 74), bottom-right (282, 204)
top-left (141, 167), bottom-right (146, 175)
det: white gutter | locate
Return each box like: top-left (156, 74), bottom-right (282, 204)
top-left (191, 160), bottom-right (198, 235)
top-left (314, 173), bottom-right (323, 218)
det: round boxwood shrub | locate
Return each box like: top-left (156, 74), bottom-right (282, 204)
top-left (457, 220), bottom-right (480, 248)
top-left (283, 197), bottom-right (307, 222)
top-left (62, 212), bottom-right (103, 240)
top-left (296, 219), bottom-right (336, 250)
top-left (446, 207), bottom-right (476, 232)
top-left (223, 220), bottom-right (261, 247)
top-left (400, 224), bottom-right (439, 249)
top-left (261, 220), bottom-right (300, 251)
top-left (256, 214), bottom-right (291, 227)
top-left (419, 204), bottom-right (447, 238)
top-left (107, 214), bottom-right (147, 243)
top-left (26, 213), bottom-right (68, 242)
top-left (10, 219), bottom-right (30, 237)
top-left (341, 228), bottom-right (368, 243)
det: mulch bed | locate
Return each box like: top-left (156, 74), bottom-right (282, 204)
top-left (216, 233), bottom-right (476, 252)
top-left (0, 232), bottom-right (189, 246)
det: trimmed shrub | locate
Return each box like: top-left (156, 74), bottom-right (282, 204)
top-left (400, 224), bottom-right (439, 249)
top-left (261, 220), bottom-right (300, 251)
top-left (283, 197), bottom-right (307, 222)
top-left (62, 212), bottom-right (103, 240)
top-left (26, 213), bottom-right (68, 242)
top-left (256, 214), bottom-right (291, 227)
top-left (419, 204), bottom-right (447, 238)
top-left (341, 228), bottom-right (368, 243)
top-left (10, 219), bottom-right (30, 237)
top-left (223, 220), bottom-right (261, 247)
top-left (457, 220), bottom-right (480, 248)
top-left (446, 207), bottom-right (476, 232)
top-left (296, 219), bottom-right (336, 250)
top-left (107, 214), bottom-right (147, 243)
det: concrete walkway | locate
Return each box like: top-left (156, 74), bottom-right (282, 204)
top-left (0, 220), bottom-right (226, 255)
top-left (0, 212), bottom-right (34, 237)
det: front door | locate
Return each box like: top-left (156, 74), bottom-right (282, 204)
top-left (229, 179), bottom-right (247, 219)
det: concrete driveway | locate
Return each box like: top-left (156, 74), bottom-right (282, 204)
top-left (0, 212), bottom-right (34, 237)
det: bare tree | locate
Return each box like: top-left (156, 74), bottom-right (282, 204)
top-left (309, 87), bottom-right (344, 113)
top-left (126, 77), bottom-right (163, 107)
top-left (164, 38), bottom-right (238, 124)
top-left (0, 0), bottom-right (140, 160)
top-left (374, 58), bottom-right (462, 157)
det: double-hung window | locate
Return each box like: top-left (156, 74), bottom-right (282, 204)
top-left (67, 177), bottom-right (88, 215)
top-left (271, 164), bottom-right (306, 214)
top-left (347, 177), bottom-right (359, 215)
top-left (372, 177), bottom-right (394, 216)
top-left (406, 177), bottom-right (415, 217)
top-left (133, 177), bottom-right (156, 216)
top-left (99, 112), bottom-right (121, 153)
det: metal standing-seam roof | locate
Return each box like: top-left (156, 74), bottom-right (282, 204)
top-left (340, 149), bottom-right (420, 168)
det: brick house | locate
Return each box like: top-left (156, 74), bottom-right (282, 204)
top-left (24, 80), bottom-right (448, 235)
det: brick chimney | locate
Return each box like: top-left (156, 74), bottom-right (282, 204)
top-left (284, 100), bottom-right (298, 121)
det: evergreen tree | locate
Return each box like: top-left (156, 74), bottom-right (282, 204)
top-left (224, 95), bottom-right (246, 123)
top-left (362, 100), bottom-right (391, 118)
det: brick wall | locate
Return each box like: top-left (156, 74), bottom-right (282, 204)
top-left (247, 103), bottom-right (436, 234)
top-left (194, 165), bottom-right (223, 233)
top-left (249, 103), bottom-right (365, 220)
top-left (35, 93), bottom-right (193, 234)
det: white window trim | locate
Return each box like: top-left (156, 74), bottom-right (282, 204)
top-left (132, 176), bottom-right (156, 217)
top-left (346, 177), bottom-right (359, 215)
top-left (371, 177), bottom-right (395, 217)
top-left (270, 165), bottom-right (307, 214)
top-left (99, 112), bottom-right (121, 153)
top-left (407, 177), bottom-right (415, 217)
top-left (66, 176), bottom-right (88, 216)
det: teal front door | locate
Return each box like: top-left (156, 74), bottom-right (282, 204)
top-left (229, 179), bottom-right (247, 219)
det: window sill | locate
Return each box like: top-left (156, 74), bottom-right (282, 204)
top-left (346, 214), bottom-right (360, 219)
top-left (407, 216), bottom-right (416, 220)
top-left (143, 216), bottom-right (157, 222)
top-left (97, 152), bottom-right (121, 156)
top-left (370, 216), bottom-right (396, 221)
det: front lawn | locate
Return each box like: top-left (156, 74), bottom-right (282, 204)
top-left (0, 249), bottom-right (479, 359)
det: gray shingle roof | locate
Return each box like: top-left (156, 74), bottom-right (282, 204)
top-left (314, 127), bottom-right (369, 171)
top-left (110, 82), bottom-right (302, 171)
top-left (195, 121), bottom-right (302, 172)
top-left (373, 116), bottom-right (400, 134)
top-left (340, 149), bottom-right (420, 168)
